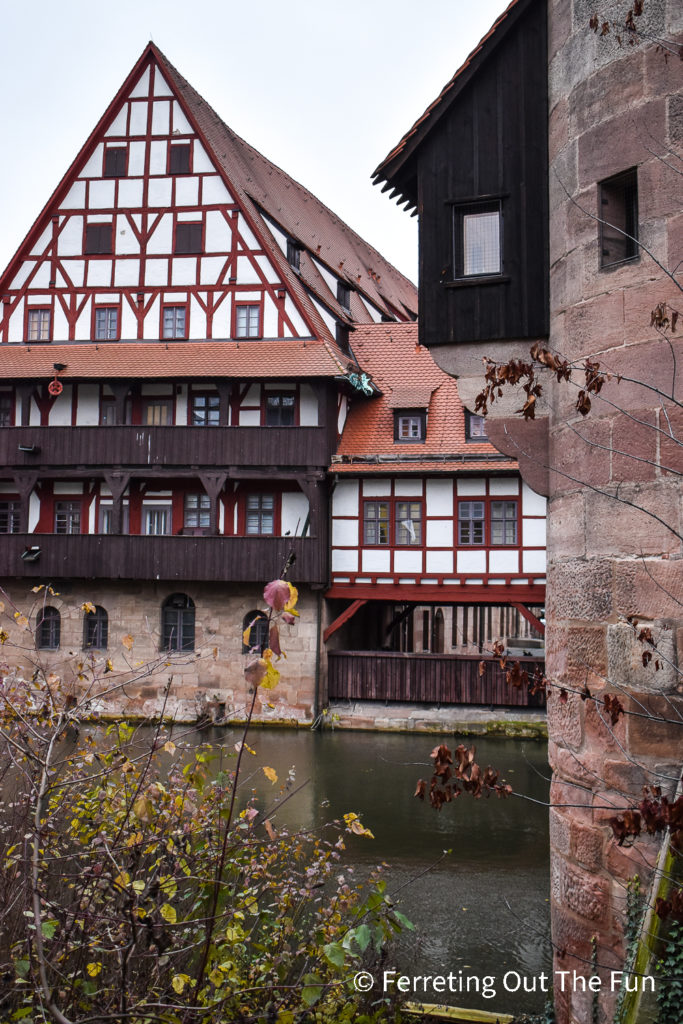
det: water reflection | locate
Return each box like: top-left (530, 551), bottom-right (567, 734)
top-left (193, 726), bottom-right (551, 1016)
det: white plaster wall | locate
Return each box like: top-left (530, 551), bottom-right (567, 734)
top-left (128, 142), bottom-right (145, 176)
top-left (522, 482), bottom-right (546, 516)
top-left (426, 478), bottom-right (454, 514)
top-left (312, 257), bottom-right (338, 296)
top-left (172, 258), bottom-right (197, 287)
top-left (236, 256), bottom-right (261, 285)
top-left (457, 478), bottom-right (486, 496)
top-left (129, 101), bottom-right (148, 135)
top-left (49, 389), bottom-right (72, 426)
top-left (61, 182), bottom-right (86, 209)
top-left (29, 493), bottom-right (40, 532)
top-left (116, 215), bottom-right (140, 255)
top-left (105, 108), bottom-right (127, 136)
top-left (283, 297), bottom-right (307, 336)
top-left (332, 479), bottom-right (358, 516)
top-left (523, 518), bottom-right (547, 546)
top-left (176, 177), bottom-right (199, 206)
top-left (145, 259), bottom-right (168, 287)
top-left (130, 67), bottom-right (150, 98)
top-left (147, 215), bottom-right (173, 254)
top-left (171, 99), bottom-right (190, 126)
top-left (427, 550), bottom-right (453, 573)
top-left (176, 385), bottom-right (188, 424)
top-left (237, 215), bottom-right (260, 251)
top-left (394, 550), bottom-right (422, 573)
top-left (151, 101), bottom-right (170, 135)
top-left (362, 549), bottom-right (390, 573)
top-left (117, 181), bottom-right (144, 211)
top-left (332, 519), bottom-right (358, 546)
top-left (205, 211), bottom-right (231, 252)
top-left (362, 479), bottom-right (390, 497)
top-left (189, 295), bottom-right (205, 339)
top-left (426, 520), bottom-right (453, 547)
top-left (490, 477), bottom-right (519, 495)
top-left (116, 260), bottom-right (140, 288)
top-left (54, 482), bottom-right (83, 495)
top-left (76, 385), bottom-right (100, 425)
top-left (309, 297), bottom-right (336, 335)
top-left (239, 410), bottom-right (260, 426)
top-left (202, 176), bottom-right (232, 204)
top-left (53, 304), bottom-right (70, 341)
top-left (457, 550), bottom-right (486, 573)
top-left (242, 385), bottom-right (260, 405)
top-left (394, 479), bottom-right (423, 496)
top-left (281, 492), bottom-right (309, 536)
top-left (30, 226), bottom-right (51, 256)
top-left (299, 385), bottom-right (317, 426)
top-left (489, 550), bottom-right (519, 573)
top-left (263, 294), bottom-right (278, 336)
top-left (192, 142), bottom-right (214, 174)
top-left (142, 296), bottom-right (160, 339)
top-left (337, 395), bottom-right (347, 434)
top-left (121, 298), bottom-right (138, 337)
top-left (200, 257), bottom-right (226, 287)
top-left (256, 255), bottom-right (278, 284)
top-left (89, 181), bottom-right (115, 208)
top-left (332, 549), bottom-right (358, 572)
top-left (523, 550), bottom-right (547, 573)
top-left (87, 261), bottom-right (113, 288)
top-left (58, 217), bottom-right (84, 257)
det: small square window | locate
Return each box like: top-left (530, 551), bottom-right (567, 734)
top-left (103, 147), bottom-right (127, 178)
top-left (169, 143), bottom-right (191, 174)
top-left (175, 222), bottom-right (203, 254)
top-left (163, 306), bottom-right (187, 339)
top-left (191, 393), bottom-right (220, 426)
top-left (55, 501), bottom-right (81, 535)
top-left (599, 168), bottom-right (638, 268)
top-left (85, 223), bottom-right (113, 255)
top-left (453, 202), bottom-right (502, 278)
top-left (27, 309), bottom-right (51, 342)
top-left (394, 409), bottom-right (426, 443)
top-left (458, 501), bottom-right (485, 545)
top-left (246, 494), bottom-right (274, 535)
top-left (235, 304), bottom-right (261, 339)
top-left (395, 502), bottom-right (422, 546)
top-left (265, 392), bottom-right (296, 426)
top-left (466, 412), bottom-right (488, 440)
top-left (95, 307), bottom-right (119, 340)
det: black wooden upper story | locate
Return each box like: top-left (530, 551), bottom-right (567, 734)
top-left (373, 0), bottom-right (548, 346)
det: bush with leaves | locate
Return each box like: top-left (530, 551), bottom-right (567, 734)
top-left (0, 580), bottom-right (409, 1023)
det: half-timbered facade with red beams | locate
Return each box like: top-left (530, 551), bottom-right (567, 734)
top-left (0, 43), bottom-right (416, 723)
top-left (325, 323), bottom-right (546, 706)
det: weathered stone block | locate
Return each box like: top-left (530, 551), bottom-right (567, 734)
top-left (547, 493), bottom-right (586, 559)
top-left (585, 485), bottom-right (681, 557)
top-left (607, 620), bottom-right (678, 694)
top-left (570, 820), bottom-right (605, 871)
top-left (546, 558), bottom-right (613, 621)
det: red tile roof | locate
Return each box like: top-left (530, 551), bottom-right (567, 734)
top-left (334, 323), bottom-right (517, 473)
top-left (372, 0), bottom-right (527, 202)
top-left (0, 340), bottom-right (347, 380)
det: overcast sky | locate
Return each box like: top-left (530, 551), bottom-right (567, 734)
top-left (0, 0), bottom-right (509, 285)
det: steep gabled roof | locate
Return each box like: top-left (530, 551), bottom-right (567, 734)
top-left (156, 47), bottom-right (417, 322)
top-left (333, 323), bottom-right (517, 474)
top-left (372, 0), bottom-right (533, 208)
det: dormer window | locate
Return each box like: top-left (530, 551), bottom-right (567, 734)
top-left (394, 409), bottom-right (426, 443)
top-left (286, 239), bottom-right (301, 272)
top-left (466, 412), bottom-right (488, 440)
top-left (337, 281), bottom-right (351, 311)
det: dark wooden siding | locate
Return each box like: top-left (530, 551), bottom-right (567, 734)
top-left (1, 426), bottom-right (330, 469)
top-left (418, 0), bottom-right (548, 345)
top-left (328, 650), bottom-right (545, 707)
top-left (1, 534), bottom-right (326, 584)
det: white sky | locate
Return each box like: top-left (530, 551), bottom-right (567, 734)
top-left (0, 0), bottom-right (509, 286)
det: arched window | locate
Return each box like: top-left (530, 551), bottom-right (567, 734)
top-left (83, 606), bottom-right (108, 649)
top-left (242, 610), bottom-right (269, 654)
top-left (161, 594), bottom-right (195, 652)
top-left (37, 607), bottom-right (60, 650)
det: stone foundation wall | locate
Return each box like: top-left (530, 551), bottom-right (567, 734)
top-left (547, 2), bottom-right (683, 1021)
top-left (0, 580), bottom-right (320, 724)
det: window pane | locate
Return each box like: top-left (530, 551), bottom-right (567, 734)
top-left (463, 211), bottom-right (500, 275)
top-left (145, 508), bottom-right (170, 535)
top-left (163, 307), bottom-right (186, 339)
top-left (0, 502), bottom-right (20, 533)
top-left (396, 502), bottom-right (422, 545)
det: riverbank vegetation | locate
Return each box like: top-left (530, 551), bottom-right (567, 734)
top-left (0, 580), bottom-right (409, 1023)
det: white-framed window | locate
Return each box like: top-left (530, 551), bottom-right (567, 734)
top-left (27, 309), bottom-right (51, 342)
top-left (184, 493), bottom-right (211, 528)
top-left (145, 505), bottom-right (172, 535)
top-left (95, 307), bottom-right (119, 340)
top-left (54, 501), bottom-right (81, 535)
top-left (163, 305), bottom-right (187, 339)
top-left (245, 494), bottom-right (274, 535)
top-left (235, 304), bottom-right (261, 339)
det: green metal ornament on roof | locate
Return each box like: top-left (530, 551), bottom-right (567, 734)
top-left (346, 371), bottom-right (374, 396)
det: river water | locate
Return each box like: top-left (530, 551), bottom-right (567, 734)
top-left (194, 726), bottom-right (552, 1017)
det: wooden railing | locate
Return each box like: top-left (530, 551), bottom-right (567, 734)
top-left (2, 425), bottom-right (330, 469)
top-left (1, 534), bottom-right (326, 585)
top-left (327, 650), bottom-right (546, 707)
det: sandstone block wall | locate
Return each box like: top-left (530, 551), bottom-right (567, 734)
top-left (547, 2), bottom-right (683, 1021)
top-left (0, 580), bottom-right (320, 724)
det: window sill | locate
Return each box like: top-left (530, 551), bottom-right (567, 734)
top-left (599, 254), bottom-right (640, 272)
top-left (444, 275), bottom-right (510, 288)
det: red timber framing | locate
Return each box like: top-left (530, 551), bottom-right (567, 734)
top-left (326, 583), bottom-right (545, 605)
top-left (323, 599), bottom-right (367, 643)
top-left (512, 601), bottom-right (545, 637)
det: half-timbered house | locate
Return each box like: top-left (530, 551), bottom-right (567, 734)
top-left (325, 322), bottom-right (546, 707)
top-left (0, 42), bottom-right (417, 721)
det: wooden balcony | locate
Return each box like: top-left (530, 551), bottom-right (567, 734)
top-left (327, 650), bottom-right (546, 707)
top-left (2, 425), bottom-right (330, 470)
top-left (1, 534), bottom-right (326, 585)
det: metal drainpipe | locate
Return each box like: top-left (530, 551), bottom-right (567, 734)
top-left (313, 588), bottom-right (323, 725)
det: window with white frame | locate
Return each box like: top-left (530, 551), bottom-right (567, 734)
top-left (191, 393), bottom-right (220, 426)
top-left (394, 409), bottom-right (426, 442)
top-left (0, 502), bottom-right (20, 534)
top-left (235, 304), bottom-right (261, 339)
top-left (54, 501), bottom-right (81, 535)
top-left (27, 309), bottom-right (51, 342)
top-left (163, 305), bottom-right (187, 339)
top-left (245, 494), bottom-right (274, 535)
top-left (145, 506), bottom-right (172, 535)
top-left (95, 307), bottom-right (119, 340)
top-left (184, 493), bottom-right (211, 529)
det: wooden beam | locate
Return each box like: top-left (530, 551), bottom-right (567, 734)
top-left (323, 599), bottom-right (367, 644)
top-left (512, 601), bottom-right (545, 636)
top-left (403, 1002), bottom-right (513, 1023)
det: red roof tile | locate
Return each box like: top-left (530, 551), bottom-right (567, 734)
top-left (0, 340), bottom-right (346, 380)
top-left (334, 322), bottom-right (517, 472)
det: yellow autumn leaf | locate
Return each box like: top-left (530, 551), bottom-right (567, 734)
top-left (262, 766), bottom-right (278, 784)
top-left (160, 903), bottom-right (176, 924)
top-left (131, 880), bottom-right (145, 895)
top-left (14, 613), bottom-right (28, 628)
top-left (121, 634), bottom-right (134, 651)
top-left (343, 812), bottom-right (375, 839)
top-left (86, 962), bottom-right (102, 977)
top-left (260, 660), bottom-right (280, 690)
top-left (81, 601), bottom-right (96, 615)
top-left (172, 973), bottom-right (190, 993)
top-left (31, 586), bottom-right (44, 594)
top-left (209, 966), bottom-right (224, 987)
top-left (114, 871), bottom-right (130, 890)
top-left (285, 583), bottom-right (298, 611)
top-left (163, 740), bottom-right (176, 755)
top-left (133, 795), bottom-right (154, 823)
top-left (105, 659), bottom-right (114, 673)
top-left (0, 629), bottom-right (9, 645)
